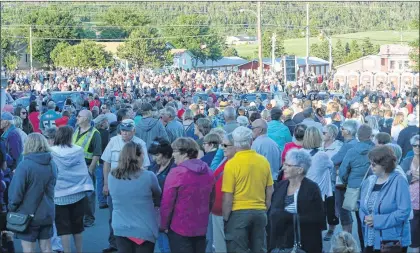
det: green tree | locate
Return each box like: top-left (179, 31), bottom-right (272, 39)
top-left (345, 42), bottom-right (351, 55)
top-left (77, 27), bottom-right (97, 40)
top-left (117, 28), bottom-right (171, 68)
top-left (165, 14), bottom-right (223, 66)
top-left (223, 47), bottom-right (238, 57)
top-left (101, 7), bottom-right (150, 35)
top-left (333, 39), bottom-right (347, 66)
top-left (99, 27), bottom-right (126, 40)
top-left (1, 30), bottom-right (21, 71)
top-left (361, 37), bottom-right (375, 56)
top-left (51, 42), bottom-right (70, 67)
top-left (262, 31), bottom-right (286, 58)
top-left (24, 7), bottom-right (80, 66)
top-left (345, 40), bottom-right (363, 62)
top-left (409, 19), bottom-right (419, 72)
top-left (310, 40), bottom-right (329, 60)
top-left (53, 40), bottom-right (114, 69)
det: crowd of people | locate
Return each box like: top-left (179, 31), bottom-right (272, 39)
top-left (0, 67), bottom-right (419, 253)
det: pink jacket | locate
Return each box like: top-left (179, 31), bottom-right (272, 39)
top-left (160, 159), bottom-right (214, 237)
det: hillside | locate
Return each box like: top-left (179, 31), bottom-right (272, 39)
top-left (233, 30), bottom-right (420, 59)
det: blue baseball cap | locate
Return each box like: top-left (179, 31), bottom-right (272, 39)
top-left (1, 112), bottom-right (13, 121)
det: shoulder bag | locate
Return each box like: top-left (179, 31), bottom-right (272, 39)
top-left (271, 214), bottom-right (306, 253)
top-left (6, 165), bottom-right (51, 233)
top-left (342, 167), bottom-right (370, 211)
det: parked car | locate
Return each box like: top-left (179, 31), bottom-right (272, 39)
top-left (240, 93), bottom-right (268, 102)
top-left (12, 96), bottom-right (30, 108)
top-left (52, 91), bottom-right (92, 110)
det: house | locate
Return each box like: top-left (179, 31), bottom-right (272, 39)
top-left (336, 44), bottom-right (414, 74)
top-left (226, 35), bottom-right (257, 45)
top-left (96, 42), bottom-right (123, 56)
top-left (237, 60), bottom-right (271, 70)
top-left (171, 49), bottom-right (248, 70)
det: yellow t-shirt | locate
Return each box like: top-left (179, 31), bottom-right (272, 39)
top-left (222, 150), bottom-right (274, 211)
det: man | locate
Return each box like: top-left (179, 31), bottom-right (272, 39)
top-left (267, 107), bottom-right (292, 152)
top-left (109, 108), bottom-right (130, 138)
top-left (223, 106), bottom-right (239, 134)
top-left (398, 114), bottom-right (420, 158)
top-left (94, 114), bottom-right (110, 209)
top-left (373, 132), bottom-right (391, 146)
top-left (222, 126), bottom-right (274, 253)
top-left (101, 119), bottom-right (150, 253)
top-left (135, 102), bottom-right (169, 148)
top-left (39, 101), bottom-right (61, 130)
top-left (293, 100), bottom-right (312, 124)
top-left (339, 124), bottom-right (375, 251)
top-left (251, 119), bottom-right (281, 180)
top-left (161, 106), bottom-right (185, 143)
top-left (101, 102), bottom-right (117, 124)
top-left (73, 109), bottom-right (102, 227)
top-left (301, 107), bottom-right (323, 133)
top-left (331, 120), bottom-right (359, 167)
top-left (0, 112), bottom-right (23, 172)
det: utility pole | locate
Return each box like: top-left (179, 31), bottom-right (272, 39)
top-left (29, 25), bottom-right (33, 72)
top-left (257, 1), bottom-right (263, 82)
top-left (305, 2), bottom-right (310, 75)
top-left (272, 32), bottom-right (276, 73)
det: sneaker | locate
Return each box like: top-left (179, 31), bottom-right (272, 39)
top-left (323, 230), bottom-right (334, 241)
top-left (99, 204), bottom-right (109, 209)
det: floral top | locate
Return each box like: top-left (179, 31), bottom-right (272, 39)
top-left (367, 183), bottom-right (384, 246)
top-left (410, 181), bottom-right (419, 210)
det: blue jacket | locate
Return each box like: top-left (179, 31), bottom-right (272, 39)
top-left (8, 152), bottom-right (57, 226)
top-left (339, 140), bottom-right (375, 188)
top-left (210, 149), bottom-right (225, 171)
top-left (359, 172), bottom-right (411, 249)
top-left (267, 120), bottom-right (292, 152)
top-left (331, 138), bottom-right (358, 166)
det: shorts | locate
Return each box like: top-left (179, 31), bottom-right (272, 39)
top-left (55, 197), bottom-right (85, 236)
top-left (15, 224), bottom-right (53, 242)
top-left (411, 209), bottom-right (420, 248)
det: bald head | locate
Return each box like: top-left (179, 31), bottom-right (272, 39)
top-left (79, 109), bottom-right (92, 121)
top-left (251, 119), bottom-right (268, 139)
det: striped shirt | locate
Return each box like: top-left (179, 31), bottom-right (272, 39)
top-left (55, 192), bottom-right (86, 206)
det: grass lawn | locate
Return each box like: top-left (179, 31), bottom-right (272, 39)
top-left (233, 30), bottom-right (419, 59)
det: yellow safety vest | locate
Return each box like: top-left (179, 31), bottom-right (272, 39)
top-left (72, 127), bottom-right (99, 161)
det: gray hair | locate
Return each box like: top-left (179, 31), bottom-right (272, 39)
top-left (386, 143), bottom-right (403, 164)
top-left (13, 116), bottom-right (23, 129)
top-left (224, 133), bottom-right (234, 144)
top-left (364, 115), bottom-right (379, 131)
top-left (161, 106), bottom-right (177, 119)
top-left (342, 120), bottom-right (358, 137)
top-left (209, 128), bottom-right (226, 139)
top-left (236, 116), bottom-right (249, 127)
top-left (285, 149), bottom-right (312, 175)
top-left (183, 109), bottom-right (194, 121)
top-left (47, 101), bottom-right (56, 110)
top-left (223, 106), bottom-right (236, 121)
top-left (232, 126), bottom-right (253, 149)
top-left (43, 127), bottom-right (57, 140)
top-left (23, 133), bottom-right (51, 155)
top-left (323, 124), bottom-right (339, 140)
top-left (410, 134), bottom-right (420, 145)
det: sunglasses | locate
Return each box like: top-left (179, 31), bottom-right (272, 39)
top-left (120, 123), bottom-right (134, 128)
top-left (220, 144), bottom-right (232, 148)
top-left (21, 112), bottom-right (27, 115)
top-left (413, 144), bottom-right (419, 148)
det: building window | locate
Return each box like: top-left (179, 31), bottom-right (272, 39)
top-left (182, 58), bottom-right (186, 65)
top-left (398, 61), bottom-right (403, 70)
top-left (404, 61), bottom-right (409, 69)
top-left (381, 58), bottom-right (386, 66)
top-left (390, 60), bottom-right (395, 70)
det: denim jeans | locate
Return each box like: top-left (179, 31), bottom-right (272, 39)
top-left (84, 172), bottom-right (96, 224)
top-left (95, 164), bottom-right (107, 206)
top-left (108, 195), bottom-right (117, 249)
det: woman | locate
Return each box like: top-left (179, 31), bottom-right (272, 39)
top-left (12, 116), bottom-right (27, 148)
top-left (359, 146), bottom-right (412, 253)
top-left (261, 109), bottom-right (271, 122)
top-left (401, 135), bottom-right (419, 252)
top-left (201, 133), bottom-right (222, 167)
top-left (160, 137), bottom-right (214, 253)
top-left (28, 101), bottom-right (41, 133)
top-left (194, 118), bottom-right (212, 151)
top-left (364, 116), bottom-right (379, 137)
top-left (302, 127), bottom-right (336, 236)
top-left (321, 124), bottom-right (343, 158)
top-left (315, 107), bottom-right (327, 126)
top-left (14, 106), bottom-right (33, 135)
top-left (50, 126), bottom-right (94, 253)
top-left (281, 124), bottom-right (307, 164)
top-left (268, 149), bottom-right (324, 253)
top-left (391, 112), bottom-right (405, 142)
top-left (182, 109), bottom-right (196, 139)
top-left (211, 133), bottom-right (235, 253)
top-left (109, 142), bottom-right (161, 253)
top-left (148, 138), bottom-right (175, 253)
top-left (8, 133), bottom-right (56, 253)
top-left (329, 231), bottom-right (359, 253)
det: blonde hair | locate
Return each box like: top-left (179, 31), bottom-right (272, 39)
top-left (13, 116), bottom-right (23, 129)
top-left (330, 231), bottom-right (359, 253)
top-left (393, 112), bottom-right (405, 126)
top-left (303, 126), bottom-right (323, 149)
top-left (23, 133), bottom-right (50, 155)
top-left (261, 109), bottom-right (271, 121)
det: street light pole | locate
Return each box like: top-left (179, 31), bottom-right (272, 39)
top-left (305, 2), bottom-right (310, 74)
top-left (29, 25), bottom-right (33, 72)
top-left (257, 1), bottom-right (263, 82)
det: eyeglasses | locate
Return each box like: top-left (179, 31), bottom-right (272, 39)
top-left (21, 112), bottom-right (27, 115)
top-left (413, 144), bottom-right (420, 148)
top-left (370, 162), bottom-right (378, 167)
top-left (251, 126), bottom-right (261, 130)
top-left (220, 144), bottom-right (233, 148)
top-left (120, 123), bottom-right (134, 128)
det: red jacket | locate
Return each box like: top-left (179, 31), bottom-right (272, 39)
top-left (55, 116), bottom-right (69, 127)
top-left (211, 160), bottom-right (228, 216)
top-left (89, 99), bottom-right (101, 110)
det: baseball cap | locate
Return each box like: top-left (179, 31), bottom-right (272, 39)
top-left (1, 112), bottom-right (13, 121)
top-left (93, 114), bottom-right (108, 125)
top-left (120, 119), bottom-right (135, 131)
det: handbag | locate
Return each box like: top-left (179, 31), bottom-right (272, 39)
top-left (6, 166), bottom-right (50, 233)
top-left (342, 167), bottom-right (370, 211)
top-left (271, 214), bottom-right (306, 253)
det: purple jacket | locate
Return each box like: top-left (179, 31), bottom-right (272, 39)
top-left (2, 126), bottom-right (23, 170)
top-left (160, 159), bottom-right (214, 237)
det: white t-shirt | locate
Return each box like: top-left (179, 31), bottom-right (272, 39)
top-left (101, 135), bottom-right (150, 170)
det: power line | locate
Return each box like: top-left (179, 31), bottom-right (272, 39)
top-left (1, 24), bottom-right (256, 29)
top-left (3, 34), bottom-right (215, 41)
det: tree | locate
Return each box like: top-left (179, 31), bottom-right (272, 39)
top-left (223, 47), bottom-right (238, 57)
top-left (99, 27), bottom-right (126, 40)
top-left (310, 40), bottom-right (329, 61)
top-left (77, 27), bottom-right (97, 40)
top-left (117, 28), bottom-right (171, 68)
top-left (1, 30), bottom-right (21, 71)
top-left (361, 37), bottom-right (375, 56)
top-left (345, 40), bottom-right (363, 62)
top-left (52, 40), bottom-right (114, 69)
top-left (345, 42), bottom-right (351, 55)
top-left (101, 7), bottom-right (150, 36)
top-left (333, 39), bottom-right (347, 66)
top-left (409, 19), bottom-right (419, 72)
top-left (262, 31), bottom-right (286, 58)
top-left (24, 7), bottom-right (80, 66)
top-left (51, 42), bottom-right (70, 67)
top-left (165, 14), bottom-right (224, 66)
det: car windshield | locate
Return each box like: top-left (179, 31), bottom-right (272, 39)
top-left (13, 97), bottom-right (30, 108)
